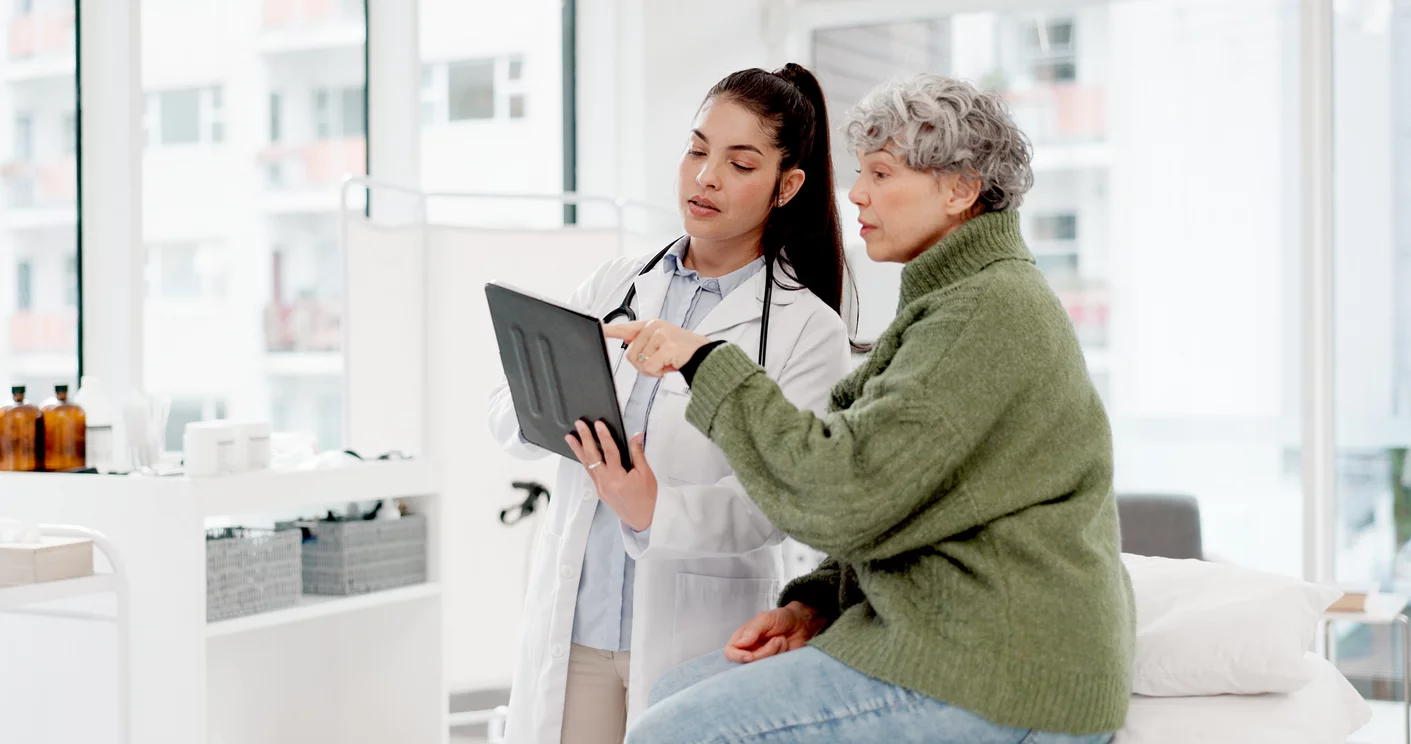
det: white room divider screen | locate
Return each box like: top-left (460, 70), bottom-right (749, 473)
top-left (340, 179), bottom-right (678, 693)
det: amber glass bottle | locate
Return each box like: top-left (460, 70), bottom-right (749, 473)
top-left (42, 384), bottom-right (86, 472)
top-left (0, 386), bottom-right (43, 472)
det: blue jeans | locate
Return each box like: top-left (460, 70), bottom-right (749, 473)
top-left (625, 647), bottom-right (1117, 744)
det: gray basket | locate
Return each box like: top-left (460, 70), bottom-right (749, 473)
top-left (206, 528), bottom-right (302, 622)
top-left (280, 514), bottom-right (427, 596)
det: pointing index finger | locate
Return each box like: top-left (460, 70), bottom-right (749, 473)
top-left (603, 320), bottom-right (647, 341)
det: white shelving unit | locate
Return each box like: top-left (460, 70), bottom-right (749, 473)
top-left (0, 524), bottom-right (130, 744)
top-left (0, 460), bottom-right (446, 744)
top-left (205, 581), bottom-right (442, 638)
top-left (0, 573), bottom-right (119, 612)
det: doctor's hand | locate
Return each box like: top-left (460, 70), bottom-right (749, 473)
top-left (565, 420), bottom-right (657, 532)
top-left (725, 602), bottom-right (827, 664)
top-left (603, 319), bottom-right (712, 378)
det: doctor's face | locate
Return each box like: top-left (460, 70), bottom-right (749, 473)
top-left (677, 98), bottom-right (783, 243)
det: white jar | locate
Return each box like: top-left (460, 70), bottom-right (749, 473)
top-left (236, 422), bottom-right (272, 471)
top-left (184, 421), bottom-right (237, 477)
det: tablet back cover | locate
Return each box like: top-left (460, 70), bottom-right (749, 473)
top-left (485, 282), bottom-right (631, 469)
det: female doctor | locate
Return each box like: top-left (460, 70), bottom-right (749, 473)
top-left (487, 64), bottom-right (852, 744)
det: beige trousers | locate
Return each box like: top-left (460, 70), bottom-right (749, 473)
top-left (561, 644), bottom-right (632, 744)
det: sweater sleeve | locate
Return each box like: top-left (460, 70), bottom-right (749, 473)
top-left (624, 314), bottom-right (850, 560)
top-left (684, 292), bottom-right (1031, 563)
top-left (777, 556), bottom-right (842, 622)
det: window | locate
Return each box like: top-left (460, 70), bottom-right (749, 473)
top-left (61, 112), bottom-right (76, 155)
top-left (164, 397), bottom-right (228, 451)
top-left (15, 261), bottom-right (32, 310)
top-left (158, 89), bottom-right (201, 144)
top-left (504, 56), bottom-right (527, 120)
top-left (7, 179), bottom-right (32, 207)
top-left (314, 85), bottom-right (365, 138)
top-left (418, 1), bottom-right (561, 221)
top-left (146, 242), bottom-right (226, 300)
top-left (142, 1), bottom-right (366, 452)
top-left (208, 86), bottom-right (225, 142)
top-left (13, 113), bottom-right (33, 161)
top-left (1031, 213), bottom-right (1079, 241)
top-left (812, 20), bottom-right (951, 190)
top-left (155, 243), bottom-right (199, 299)
top-left (1027, 17), bottom-right (1078, 82)
top-left (269, 93), bottom-right (282, 143)
top-left (63, 255), bottom-right (76, 307)
top-left (1330, 0), bottom-right (1411, 705)
top-left (1034, 253), bottom-right (1079, 277)
top-left (314, 89), bottom-right (328, 137)
top-left (422, 56), bottom-right (530, 126)
top-left (341, 87), bottom-right (365, 137)
top-left (147, 87), bottom-right (223, 146)
top-left (268, 376), bottom-right (340, 451)
top-left (0, 4), bottom-right (77, 388)
top-left (813, 2), bottom-right (1302, 582)
top-left (447, 60), bottom-right (494, 121)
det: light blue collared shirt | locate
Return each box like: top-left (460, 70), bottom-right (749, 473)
top-left (571, 238), bottom-right (765, 651)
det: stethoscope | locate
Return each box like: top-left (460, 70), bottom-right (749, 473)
top-left (602, 237), bottom-right (774, 367)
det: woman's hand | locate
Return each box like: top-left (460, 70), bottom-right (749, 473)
top-left (604, 319), bottom-right (712, 378)
top-left (565, 420), bottom-right (657, 532)
top-left (724, 601), bottom-right (827, 663)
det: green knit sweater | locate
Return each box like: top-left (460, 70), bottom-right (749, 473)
top-left (685, 210), bottom-right (1134, 734)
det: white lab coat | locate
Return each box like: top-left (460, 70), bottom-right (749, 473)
top-left (487, 251), bottom-right (850, 744)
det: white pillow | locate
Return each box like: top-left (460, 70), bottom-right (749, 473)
top-left (1116, 653), bottom-right (1372, 744)
top-left (1123, 553), bottom-right (1344, 696)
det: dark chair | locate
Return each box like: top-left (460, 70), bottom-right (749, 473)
top-left (1116, 493), bottom-right (1203, 560)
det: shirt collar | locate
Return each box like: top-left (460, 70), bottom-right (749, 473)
top-left (660, 236), bottom-right (765, 296)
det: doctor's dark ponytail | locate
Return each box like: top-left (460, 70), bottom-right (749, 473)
top-left (705, 64), bottom-right (853, 333)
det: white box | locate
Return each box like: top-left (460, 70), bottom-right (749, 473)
top-left (0, 537), bottom-right (95, 587)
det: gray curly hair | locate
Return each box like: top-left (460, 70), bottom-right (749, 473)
top-left (844, 74), bottom-right (1034, 212)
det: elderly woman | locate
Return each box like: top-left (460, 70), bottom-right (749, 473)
top-left (598, 74), bottom-right (1133, 744)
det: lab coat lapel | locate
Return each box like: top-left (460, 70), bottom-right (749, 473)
top-left (610, 264), bottom-right (672, 407)
top-left (691, 266), bottom-right (796, 339)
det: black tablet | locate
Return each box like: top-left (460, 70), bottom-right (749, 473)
top-left (485, 281), bottom-right (632, 470)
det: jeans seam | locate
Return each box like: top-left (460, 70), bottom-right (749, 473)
top-left (696, 693), bottom-right (930, 744)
